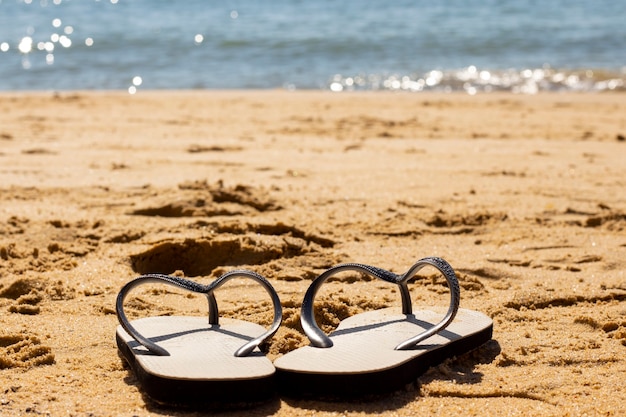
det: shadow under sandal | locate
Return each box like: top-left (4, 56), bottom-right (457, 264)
top-left (115, 270), bottom-right (282, 407)
top-left (274, 257), bottom-right (493, 398)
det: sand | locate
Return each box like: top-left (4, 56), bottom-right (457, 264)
top-left (0, 90), bottom-right (625, 416)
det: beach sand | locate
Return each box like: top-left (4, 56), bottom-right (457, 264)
top-left (1, 90), bottom-right (625, 416)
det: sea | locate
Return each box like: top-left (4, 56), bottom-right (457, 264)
top-left (0, 0), bottom-right (625, 93)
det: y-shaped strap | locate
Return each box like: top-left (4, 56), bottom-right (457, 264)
top-left (300, 257), bottom-right (460, 350)
top-left (116, 270), bottom-right (282, 357)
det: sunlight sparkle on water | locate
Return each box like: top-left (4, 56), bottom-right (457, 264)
top-left (128, 75), bottom-right (143, 94)
top-left (329, 83), bottom-right (343, 92)
top-left (59, 35), bottom-right (71, 48)
top-left (36, 41), bottom-right (54, 52)
top-left (18, 37), bottom-right (33, 53)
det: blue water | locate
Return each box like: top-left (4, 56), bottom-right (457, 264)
top-left (0, 0), bottom-right (625, 93)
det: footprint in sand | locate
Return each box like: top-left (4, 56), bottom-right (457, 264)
top-left (129, 222), bottom-right (336, 279)
top-left (0, 333), bottom-right (55, 369)
top-left (584, 211), bottom-right (626, 230)
top-left (425, 210), bottom-right (508, 229)
top-left (0, 278), bottom-right (44, 315)
top-left (575, 315), bottom-right (626, 347)
top-left (130, 181), bottom-right (281, 217)
top-left (0, 278), bottom-right (76, 315)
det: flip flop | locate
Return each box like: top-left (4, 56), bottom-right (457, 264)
top-left (115, 270), bottom-right (282, 407)
top-left (274, 257), bottom-right (493, 398)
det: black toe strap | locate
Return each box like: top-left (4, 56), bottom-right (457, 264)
top-left (300, 257), bottom-right (460, 350)
top-left (116, 270), bottom-right (282, 357)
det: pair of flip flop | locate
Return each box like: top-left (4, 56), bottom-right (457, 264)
top-left (115, 257), bottom-right (493, 406)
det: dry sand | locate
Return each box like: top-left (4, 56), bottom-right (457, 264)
top-left (0, 90), bottom-right (625, 416)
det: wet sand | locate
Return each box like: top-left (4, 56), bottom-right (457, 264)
top-left (1, 91), bottom-right (625, 416)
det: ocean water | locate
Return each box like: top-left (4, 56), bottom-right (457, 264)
top-left (0, 0), bottom-right (624, 93)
